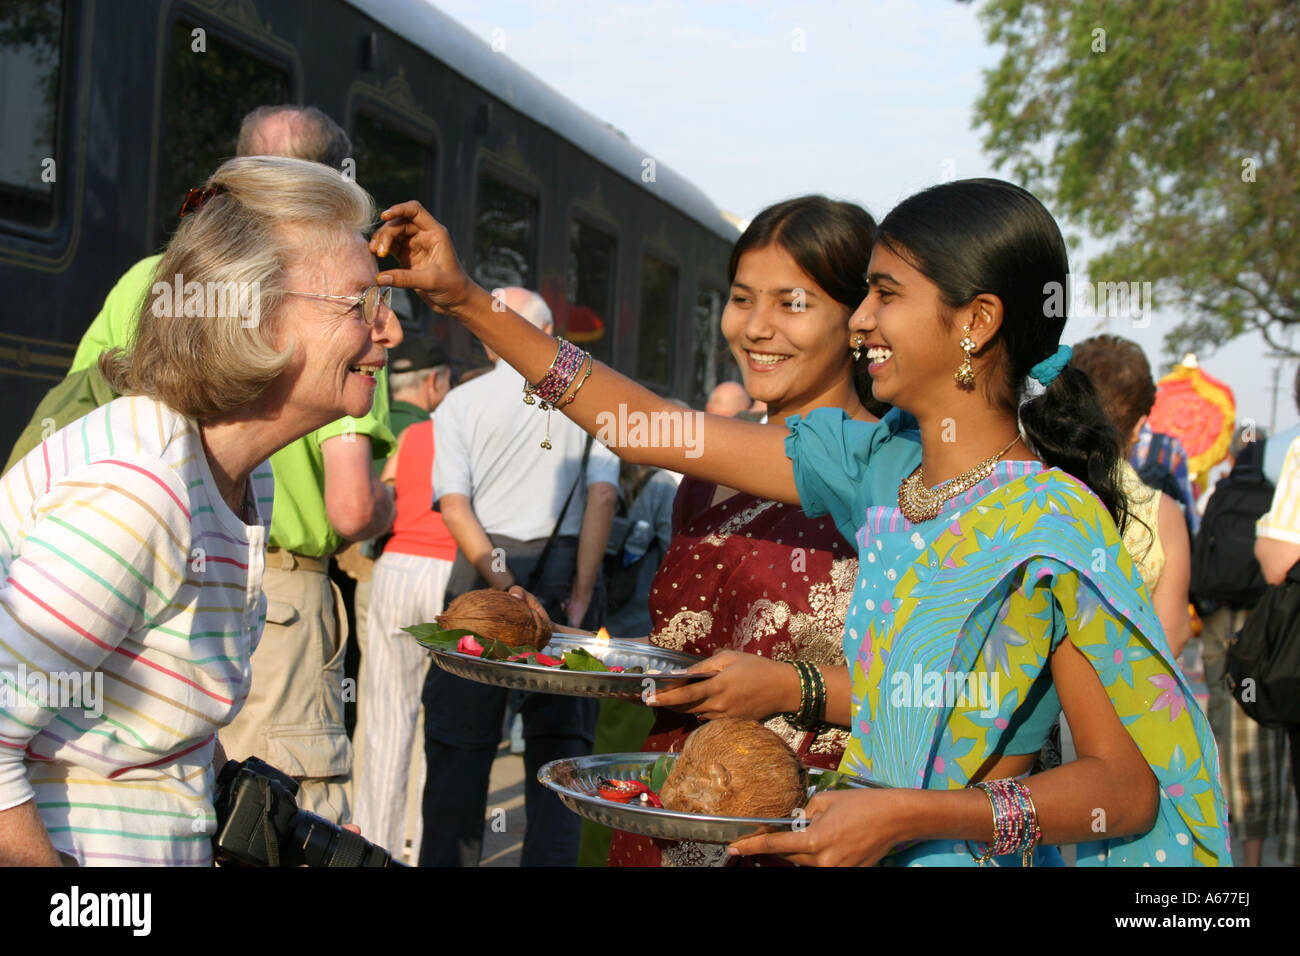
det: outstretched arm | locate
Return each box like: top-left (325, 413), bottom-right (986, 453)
top-left (370, 202), bottom-right (799, 505)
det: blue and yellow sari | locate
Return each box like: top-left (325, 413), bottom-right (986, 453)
top-left (786, 409), bottom-right (1230, 866)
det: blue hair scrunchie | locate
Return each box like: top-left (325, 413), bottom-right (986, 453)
top-left (1029, 344), bottom-right (1072, 386)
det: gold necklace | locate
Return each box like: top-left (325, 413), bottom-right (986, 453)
top-left (898, 435), bottom-right (1022, 523)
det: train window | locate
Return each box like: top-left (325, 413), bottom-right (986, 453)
top-left (351, 111), bottom-right (432, 213)
top-left (693, 287), bottom-right (733, 406)
top-left (351, 111), bottom-right (434, 335)
top-left (155, 21), bottom-right (289, 242)
top-left (473, 176), bottom-right (537, 291)
top-left (637, 255), bottom-right (677, 387)
top-left (565, 221), bottom-right (616, 365)
top-left (0, 0), bottom-right (65, 230)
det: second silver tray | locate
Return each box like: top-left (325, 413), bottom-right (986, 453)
top-left (538, 752), bottom-right (882, 843)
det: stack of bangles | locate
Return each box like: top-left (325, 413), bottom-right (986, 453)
top-left (966, 778), bottom-right (1042, 866)
top-left (785, 660), bottom-right (826, 730)
top-left (522, 338), bottom-right (594, 449)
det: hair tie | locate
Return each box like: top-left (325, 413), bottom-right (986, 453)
top-left (178, 184), bottom-right (225, 220)
top-left (1028, 344), bottom-right (1071, 386)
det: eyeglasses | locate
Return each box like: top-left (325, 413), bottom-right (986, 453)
top-left (283, 285), bottom-right (393, 327)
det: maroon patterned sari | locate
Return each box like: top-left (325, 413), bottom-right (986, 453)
top-left (607, 477), bottom-right (857, 867)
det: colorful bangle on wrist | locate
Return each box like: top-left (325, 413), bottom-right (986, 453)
top-left (522, 338), bottom-right (592, 450)
top-left (523, 340), bottom-right (564, 407)
top-left (525, 338), bottom-right (586, 407)
top-left (966, 777), bottom-right (1042, 866)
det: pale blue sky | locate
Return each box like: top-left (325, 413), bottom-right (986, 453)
top-left (429, 0), bottom-right (1294, 433)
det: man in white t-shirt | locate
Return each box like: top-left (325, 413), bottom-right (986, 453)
top-left (420, 287), bottom-right (618, 867)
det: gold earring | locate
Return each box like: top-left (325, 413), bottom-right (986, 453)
top-left (851, 334), bottom-right (865, 361)
top-left (955, 325), bottom-right (976, 390)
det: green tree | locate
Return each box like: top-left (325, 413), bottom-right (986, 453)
top-left (972, 0), bottom-right (1298, 359)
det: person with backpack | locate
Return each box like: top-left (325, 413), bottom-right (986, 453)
top-left (1197, 424), bottom-right (1298, 865)
top-left (1131, 423), bottom-right (1199, 538)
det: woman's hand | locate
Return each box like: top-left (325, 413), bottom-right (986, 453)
top-left (371, 201), bottom-right (474, 313)
top-left (645, 650), bottom-right (800, 721)
top-left (728, 788), bottom-right (911, 867)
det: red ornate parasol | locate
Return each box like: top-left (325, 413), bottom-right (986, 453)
top-left (1146, 354), bottom-right (1236, 482)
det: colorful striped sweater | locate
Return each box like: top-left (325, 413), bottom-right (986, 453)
top-left (0, 395), bottom-right (272, 865)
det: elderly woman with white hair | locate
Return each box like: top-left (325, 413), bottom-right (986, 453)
top-left (0, 156), bottom-right (401, 865)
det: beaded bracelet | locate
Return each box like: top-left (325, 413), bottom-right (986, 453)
top-left (966, 778), bottom-right (1042, 866)
top-left (523, 340), bottom-right (563, 407)
top-left (526, 338), bottom-right (586, 407)
top-left (522, 339), bottom-right (592, 450)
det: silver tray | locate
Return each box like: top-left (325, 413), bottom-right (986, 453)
top-left (420, 631), bottom-right (706, 701)
top-left (538, 752), bottom-right (882, 843)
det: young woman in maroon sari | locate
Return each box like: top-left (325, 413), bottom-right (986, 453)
top-left (607, 196), bottom-right (881, 866)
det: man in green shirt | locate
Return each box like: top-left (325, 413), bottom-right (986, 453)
top-left (52, 105), bottom-right (396, 822)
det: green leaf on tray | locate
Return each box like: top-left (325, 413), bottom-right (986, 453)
top-left (809, 770), bottom-right (851, 794)
top-left (560, 647), bottom-right (610, 672)
top-left (648, 753), bottom-right (674, 792)
top-left (402, 625), bottom-right (479, 651)
top-left (401, 625), bottom-right (520, 662)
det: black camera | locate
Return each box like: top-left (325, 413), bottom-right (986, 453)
top-left (212, 756), bottom-right (402, 867)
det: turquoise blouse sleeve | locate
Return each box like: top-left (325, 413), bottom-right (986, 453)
top-left (783, 407), bottom-right (922, 545)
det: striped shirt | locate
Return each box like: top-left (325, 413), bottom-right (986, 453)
top-left (1258, 435), bottom-right (1300, 546)
top-left (0, 395), bottom-right (272, 865)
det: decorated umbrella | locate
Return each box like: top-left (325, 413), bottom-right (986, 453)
top-left (1147, 354), bottom-right (1236, 484)
top-left (563, 305), bottom-right (605, 345)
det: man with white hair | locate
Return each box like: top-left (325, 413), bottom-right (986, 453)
top-left (422, 287), bottom-right (619, 866)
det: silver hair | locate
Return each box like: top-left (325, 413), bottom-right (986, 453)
top-left (389, 367), bottom-right (436, 394)
top-left (498, 287), bottom-right (552, 330)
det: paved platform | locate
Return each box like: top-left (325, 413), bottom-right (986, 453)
top-left (479, 742), bottom-right (526, 867)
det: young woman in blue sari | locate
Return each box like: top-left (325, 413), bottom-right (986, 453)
top-left (369, 178), bottom-right (1229, 866)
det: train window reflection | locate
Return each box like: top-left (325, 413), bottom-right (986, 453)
top-left (565, 221), bottom-right (615, 365)
top-left (0, 0), bottom-right (64, 229)
top-left (473, 177), bottom-right (537, 291)
top-left (693, 287), bottom-right (733, 407)
top-left (156, 21), bottom-right (289, 242)
top-left (637, 255), bottom-right (677, 387)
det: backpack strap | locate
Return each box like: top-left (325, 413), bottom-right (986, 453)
top-left (1231, 437), bottom-right (1267, 482)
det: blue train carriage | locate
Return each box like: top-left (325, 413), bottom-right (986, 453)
top-left (0, 0), bottom-right (740, 460)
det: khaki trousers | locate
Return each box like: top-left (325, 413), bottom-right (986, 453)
top-left (219, 560), bottom-right (353, 822)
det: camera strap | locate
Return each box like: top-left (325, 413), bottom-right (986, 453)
top-left (258, 778), bottom-right (283, 868)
